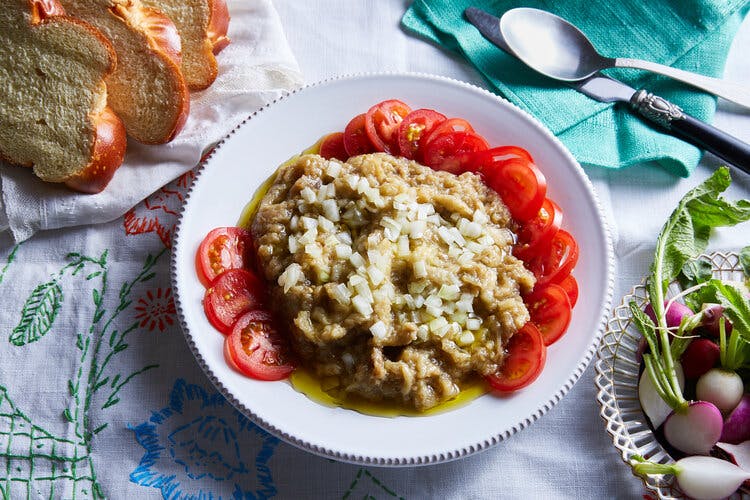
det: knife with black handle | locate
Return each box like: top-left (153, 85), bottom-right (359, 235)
top-left (464, 7), bottom-right (750, 174)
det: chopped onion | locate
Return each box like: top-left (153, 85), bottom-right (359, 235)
top-left (301, 216), bottom-right (317, 231)
top-left (438, 284), bottom-right (461, 301)
top-left (349, 252), bottom-right (365, 268)
top-left (336, 231), bottom-right (352, 245)
top-left (458, 331), bottom-right (474, 346)
top-left (331, 283), bottom-right (352, 304)
top-left (304, 243), bottom-right (322, 258)
top-left (352, 295), bottom-right (373, 317)
top-left (318, 215), bottom-right (334, 232)
top-left (326, 161), bottom-right (342, 178)
top-left (413, 260), bottom-right (427, 278)
top-left (322, 199), bottom-right (339, 222)
top-left (298, 228), bottom-right (317, 245)
top-left (466, 317), bottom-right (482, 330)
top-left (417, 325), bottom-right (429, 341)
top-left (288, 235), bottom-right (299, 253)
top-left (409, 220), bottom-right (427, 239)
top-left (370, 320), bottom-right (387, 340)
top-left (397, 236), bottom-right (410, 256)
top-left (278, 263), bottom-right (302, 293)
top-left (300, 187), bottom-right (316, 203)
top-left (335, 244), bottom-right (352, 259)
top-left (354, 281), bottom-right (373, 303)
top-left (473, 209), bottom-right (489, 224)
top-left (367, 265), bottom-right (385, 286)
top-left (429, 316), bottom-right (448, 333)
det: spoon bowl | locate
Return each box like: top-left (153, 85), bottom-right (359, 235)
top-left (498, 7), bottom-right (750, 109)
top-left (499, 8), bottom-right (610, 82)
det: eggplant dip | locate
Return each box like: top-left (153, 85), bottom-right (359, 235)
top-left (251, 153), bottom-right (535, 411)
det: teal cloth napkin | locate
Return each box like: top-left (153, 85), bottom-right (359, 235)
top-left (402, 0), bottom-right (749, 176)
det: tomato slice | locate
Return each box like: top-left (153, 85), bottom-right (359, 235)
top-left (343, 113), bottom-right (375, 157)
top-left (468, 145), bottom-right (534, 177)
top-left (422, 131), bottom-right (490, 174)
top-left (524, 229), bottom-right (579, 287)
top-left (486, 323), bottom-right (547, 392)
top-left (225, 310), bottom-right (295, 381)
top-left (525, 283), bottom-right (572, 345)
top-left (397, 109), bottom-right (447, 160)
top-left (203, 269), bottom-right (266, 334)
top-left (197, 227), bottom-right (254, 286)
top-left (557, 275), bottom-right (579, 308)
top-left (364, 99), bottom-right (412, 154)
top-left (421, 118), bottom-right (475, 147)
top-left (319, 132), bottom-right (348, 161)
top-left (487, 158), bottom-right (547, 222)
top-left (513, 198), bottom-right (563, 261)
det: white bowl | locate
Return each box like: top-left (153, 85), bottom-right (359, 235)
top-left (595, 252), bottom-right (747, 499)
top-left (172, 73), bottom-right (615, 465)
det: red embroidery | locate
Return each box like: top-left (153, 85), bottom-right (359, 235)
top-left (134, 288), bottom-right (176, 332)
top-left (124, 170), bottom-right (195, 248)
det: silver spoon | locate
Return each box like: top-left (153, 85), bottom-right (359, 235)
top-left (499, 8), bottom-right (750, 109)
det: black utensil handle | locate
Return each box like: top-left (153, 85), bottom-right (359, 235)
top-left (630, 89), bottom-right (750, 174)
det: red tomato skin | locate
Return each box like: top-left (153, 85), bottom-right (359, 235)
top-left (525, 283), bottom-right (573, 346)
top-left (226, 310), bottom-right (295, 381)
top-left (487, 158), bottom-right (547, 222)
top-left (422, 131), bottom-right (490, 173)
top-left (197, 227), bottom-right (254, 286)
top-left (513, 198), bottom-right (563, 261)
top-left (203, 269), bottom-right (265, 335)
top-left (468, 145), bottom-right (534, 177)
top-left (343, 113), bottom-right (375, 157)
top-left (365, 99), bottom-right (412, 154)
top-left (557, 275), bottom-right (579, 308)
top-left (397, 109), bottom-right (447, 160)
top-left (319, 132), bottom-right (348, 161)
top-left (421, 118), bottom-right (475, 147)
top-left (524, 229), bottom-right (579, 287)
top-left (486, 323), bottom-right (547, 392)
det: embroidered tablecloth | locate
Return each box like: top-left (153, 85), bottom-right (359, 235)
top-left (2, 1), bottom-right (750, 499)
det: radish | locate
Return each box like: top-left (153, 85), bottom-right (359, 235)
top-left (700, 303), bottom-right (731, 338)
top-left (720, 395), bottom-right (750, 444)
top-left (632, 455), bottom-right (750, 500)
top-left (663, 401), bottom-right (724, 455)
top-left (638, 364), bottom-right (684, 429)
top-left (716, 441), bottom-right (750, 471)
top-left (696, 368), bottom-right (744, 413)
top-left (644, 300), bottom-right (694, 329)
top-left (680, 338), bottom-right (720, 379)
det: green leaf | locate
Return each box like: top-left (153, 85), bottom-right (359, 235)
top-left (92, 289), bottom-right (101, 306)
top-left (86, 271), bottom-right (102, 281)
top-left (740, 245), bottom-right (750, 279)
top-left (110, 374), bottom-right (121, 388)
top-left (63, 408), bottom-right (74, 423)
top-left (140, 272), bottom-right (156, 283)
top-left (93, 309), bottom-right (104, 324)
top-left (102, 397), bottom-right (120, 409)
top-left (648, 167), bottom-right (750, 312)
top-left (93, 423), bottom-right (108, 435)
top-left (9, 280), bottom-right (63, 346)
top-left (679, 258), bottom-right (713, 287)
top-left (68, 380), bottom-right (76, 396)
top-left (114, 343), bottom-right (128, 353)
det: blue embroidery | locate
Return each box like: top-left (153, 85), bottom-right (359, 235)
top-left (129, 379), bottom-right (279, 499)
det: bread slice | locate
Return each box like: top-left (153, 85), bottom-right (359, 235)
top-left (0, 0), bottom-right (127, 193)
top-left (141, 0), bottom-right (230, 90)
top-left (60, 0), bottom-right (190, 144)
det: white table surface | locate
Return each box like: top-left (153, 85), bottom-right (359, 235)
top-left (0, 2), bottom-right (748, 499)
top-left (271, 1), bottom-right (750, 498)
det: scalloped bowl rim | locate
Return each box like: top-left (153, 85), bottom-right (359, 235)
top-left (171, 72), bottom-right (615, 466)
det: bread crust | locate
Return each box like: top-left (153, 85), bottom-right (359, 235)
top-left (0, 0), bottom-right (127, 193)
top-left (109, 1), bottom-right (189, 144)
top-left (207, 0), bottom-right (230, 55)
top-left (64, 105), bottom-right (127, 193)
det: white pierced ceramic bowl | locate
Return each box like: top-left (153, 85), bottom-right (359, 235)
top-left (595, 251), bottom-right (748, 499)
top-left (172, 73), bottom-right (615, 465)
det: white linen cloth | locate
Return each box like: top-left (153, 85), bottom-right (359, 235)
top-left (0, 0), bottom-right (302, 242)
top-left (0, 1), bottom-right (749, 499)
